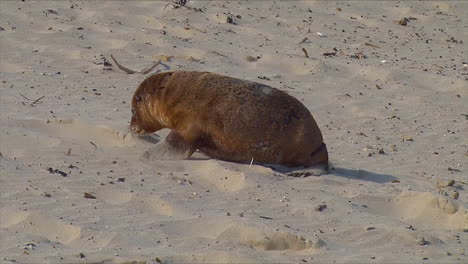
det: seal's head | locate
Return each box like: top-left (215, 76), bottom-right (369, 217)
top-left (130, 72), bottom-right (173, 134)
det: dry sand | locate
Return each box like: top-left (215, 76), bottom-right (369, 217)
top-left (1, 1), bottom-right (467, 263)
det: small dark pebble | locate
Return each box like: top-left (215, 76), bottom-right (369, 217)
top-left (84, 192), bottom-right (96, 199)
top-left (78, 253), bottom-right (85, 258)
top-left (417, 237), bottom-right (427, 245)
top-left (323, 52), bottom-right (337, 57)
top-left (448, 167), bottom-right (461, 172)
top-left (226, 15), bottom-right (237, 25)
top-left (47, 167), bottom-right (68, 177)
top-left (315, 204), bottom-right (327, 212)
top-left (117, 178), bottom-right (126, 182)
top-left (44, 9), bottom-right (58, 15)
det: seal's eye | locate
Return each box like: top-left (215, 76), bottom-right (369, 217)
top-left (135, 95), bottom-right (142, 103)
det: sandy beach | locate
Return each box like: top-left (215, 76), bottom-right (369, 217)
top-left (1, 1), bottom-right (467, 263)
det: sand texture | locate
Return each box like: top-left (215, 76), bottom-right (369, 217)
top-left (1, 1), bottom-right (467, 263)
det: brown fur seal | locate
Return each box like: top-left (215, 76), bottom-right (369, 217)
top-left (130, 71), bottom-right (328, 168)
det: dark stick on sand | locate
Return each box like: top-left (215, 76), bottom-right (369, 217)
top-left (110, 55), bottom-right (160, 75)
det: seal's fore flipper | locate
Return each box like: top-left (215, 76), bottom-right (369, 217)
top-left (141, 131), bottom-right (196, 161)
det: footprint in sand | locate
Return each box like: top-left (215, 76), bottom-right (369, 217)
top-left (217, 224), bottom-right (325, 254)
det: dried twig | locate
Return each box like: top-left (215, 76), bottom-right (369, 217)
top-left (84, 192), bottom-right (96, 199)
top-left (365, 42), bottom-right (380, 48)
top-left (90, 141), bottom-right (97, 149)
top-left (31, 96), bottom-right (45, 105)
top-left (301, 47), bottom-right (310, 58)
top-left (140, 60), bottom-right (162, 74)
top-left (110, 55), bottom-right (160, 74)
top-left (110, 55), bottom-right (139, 74)
top-left (19, 93), bottom-right (32, 101)
top-left (19, 93), bottom-right (45, 106)
top-left (299, 37), bottom-right (309, 44)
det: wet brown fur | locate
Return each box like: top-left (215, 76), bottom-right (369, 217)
top-left (130, 71), bottom-right (328, 168)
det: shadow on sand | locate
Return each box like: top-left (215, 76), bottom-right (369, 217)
top-left (268, 164), bottom-right (397, 183)
top-left (330, 167), bottom-right (397, 184)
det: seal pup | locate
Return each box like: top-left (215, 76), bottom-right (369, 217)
top-left (130, 71), bottom-right (328, 168)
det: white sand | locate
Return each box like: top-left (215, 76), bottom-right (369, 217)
top-left (1, 1), bottom-right (467, 263)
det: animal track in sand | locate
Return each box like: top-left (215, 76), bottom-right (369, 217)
top-left (354, 192), bottom-right (468, 230)
top-left (168, 251), bottom-right (255, 264)
top-left (4, 212), bottom-right (81, 244)
top-left (138, 196), bottom-right (174, 216)
top-left (157, 218), bottom-right (233, 239)
top-left (217, 224), bottom-right (324, 254)
top-left (392, 191), bottom-right (468, 230)
top-left (333, 225), bottom-right (443, 249)
top-left (0, 209), bottom-right (30, 228)
top-left (69, 231), bottom-right (117, 249)
top-left (96, 189), bottom-right (174, 216)
top-left (96, 189), bottom-right (134, 205)
top-left (247, 54), bottom-right (321, 76)
top-left (191, 160), bottom-right (246, 192)
top-left (0, 119), bottom-right (62, 158)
